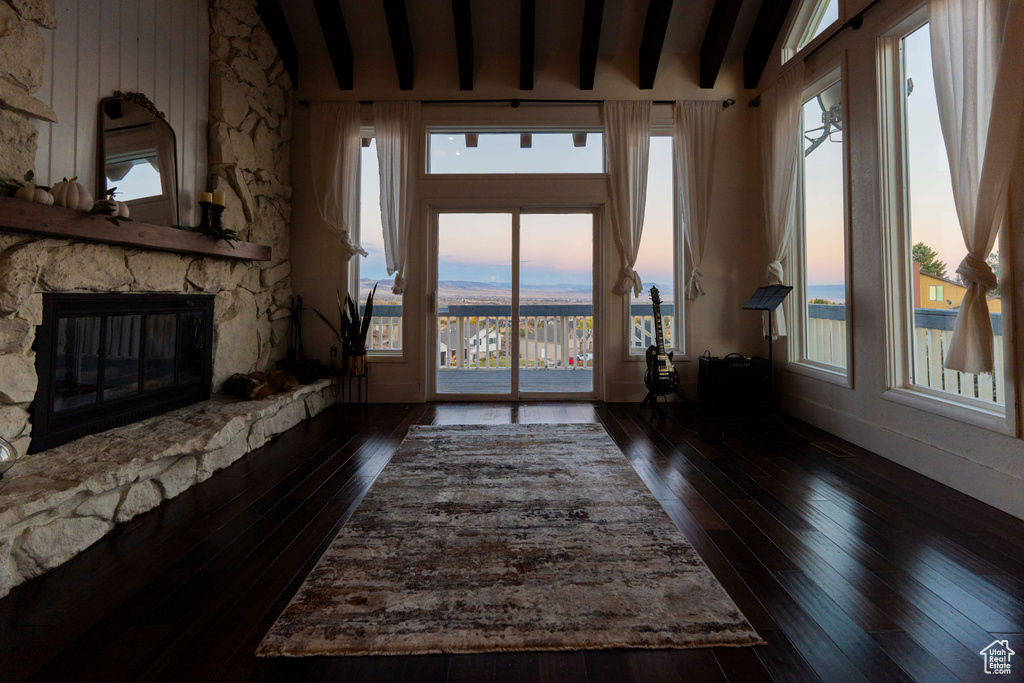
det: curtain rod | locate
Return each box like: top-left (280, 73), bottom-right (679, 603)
top-left (298, 97), bottom-right (736, 109)
top-left (748, 0), bottom-right (883, 108)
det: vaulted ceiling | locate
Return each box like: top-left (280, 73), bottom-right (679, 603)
top-left (267, 0), bottom-right (793, 94)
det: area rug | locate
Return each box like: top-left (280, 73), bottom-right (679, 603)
top-left (257, 423), bottom-right (763, 656)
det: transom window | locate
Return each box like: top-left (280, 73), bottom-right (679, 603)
top-left (427, 131), bottom-right (604, 174)
top-left (784, 0), bottom-right (840, 61)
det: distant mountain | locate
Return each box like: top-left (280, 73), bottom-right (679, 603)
top-left (360, 278), bottom-right (594, 302)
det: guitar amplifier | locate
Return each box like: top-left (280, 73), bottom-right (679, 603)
top-left (698, 353), bottom-right (770, 413)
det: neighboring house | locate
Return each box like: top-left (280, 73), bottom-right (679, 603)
top-left (467, 328), bottom-right (503, 360)
top-left (912, 261), bottom-right (1001, 312)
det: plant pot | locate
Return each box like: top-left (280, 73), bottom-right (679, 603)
top-left (347, 354), bottom-right (367, 376)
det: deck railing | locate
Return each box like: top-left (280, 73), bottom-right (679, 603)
top-left (364, 302), bottom-right (1002, 403)
top-left (807, 304), bottom-right (1004, 404)
top-left (435, 305), bottom-right (595, 370)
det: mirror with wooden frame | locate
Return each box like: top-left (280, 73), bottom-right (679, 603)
top-left (98, 92), bottom-right (179, 226)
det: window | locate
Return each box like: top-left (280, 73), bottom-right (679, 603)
top-left (894, 23), bottom-right (1004, 406)
top-left (428, 131), bottom-right (603, 174)
top-left (629, 136), bottom-right (675, 354)
top-left (784, 0), bottom-right (840, 61)
top-left (355, 136), bottom-right (402, 352)
top-left (798, 74), bottom-right (848, 371)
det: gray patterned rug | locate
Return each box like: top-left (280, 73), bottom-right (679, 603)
top-left (257, 424), bottom-right (763, 656)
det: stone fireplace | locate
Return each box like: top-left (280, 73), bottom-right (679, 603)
top-left (31, 293), bottom-right (215, 452)
top-left (0, 0), bottom-right (314, 599)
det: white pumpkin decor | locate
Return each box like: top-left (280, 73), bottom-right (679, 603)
top-left (50, 177), bottom-right (94, 211)
top-left (14, 185), bottom-right (54, 205)
top-left (94, 188), bottom-right (130, 218)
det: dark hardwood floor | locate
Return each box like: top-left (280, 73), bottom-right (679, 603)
top-left (2, 400), bottom-right (1022, 682)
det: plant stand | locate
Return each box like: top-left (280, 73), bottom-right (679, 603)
top-left (341, 364), bottom-right (369, 404)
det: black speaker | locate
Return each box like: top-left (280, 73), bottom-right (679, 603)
top-left (698, 353), bottom-right (770, 413)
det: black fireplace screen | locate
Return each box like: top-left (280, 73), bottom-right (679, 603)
top-left (32, 293), bottom-right (214, 453)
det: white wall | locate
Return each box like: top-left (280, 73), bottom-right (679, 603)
top-left (33, 0), bottom-right (210, 226)
top-left (289, 53), bottom-right (769, 404)
top-left (756, 0), bottom-right (1024, 518)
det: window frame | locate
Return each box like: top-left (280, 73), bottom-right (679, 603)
top-left (625, 129), bottom-right (685, 360)
top-left (350, 126), bottom-right (404, 359)
top-left (782, 0), bottom-right (845, 64)
top-left (789, 60), bottom-right (853, 386)
top-left (877, 7), bottom-right (1015, 433)
top-left (424, 126), bottom-right (607, 176)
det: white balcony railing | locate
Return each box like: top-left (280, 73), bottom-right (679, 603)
top-left (806, 304), bottom-right (1004, 404)
top-left (436, 305), bottom-right (594, 370)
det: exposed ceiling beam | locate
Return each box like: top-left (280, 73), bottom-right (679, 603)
top-left (254, 0), bottom-right (299, 88)
top-left (312, 0), bottom-right (353, 90)
top-left (700, 0), bottom-right (743, 89)
top-left (520, 0), bottom-right (535, 90)
top-left (743, 0), bottom-right (793, 89)
top-left (638, 0), bottom-right (673, 90)
top-left (383, 0), bottom-right (415, 90)
top-left (579, 0), bottom-right (604, 90)
top-left (452, 0), bottom-right (473, 90)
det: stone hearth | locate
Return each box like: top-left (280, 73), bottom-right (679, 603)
top-left (0, 379), bottom-right (338, 598)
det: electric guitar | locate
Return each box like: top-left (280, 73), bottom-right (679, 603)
top-left (644, 285), bottom-right (680, 395)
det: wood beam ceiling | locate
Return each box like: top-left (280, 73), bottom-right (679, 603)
top-left (743, 0), bottom-right (793, 89)
top-left (520, 0), bottom-right (535, 90)
top-left (700, 0), bottom-right (743, 89)
top-left (254, 0), bottom-right (299, 87)
top-left (452, 0), bottom-right (474, 90)
top-left (383, 0), bottom-right (415, 90)
top-left (579, 0), bottom-right (604, 90)
top-left (638, 0), bottom-right (673, 89)
top-left (312, 0), bottom-right (353, 90)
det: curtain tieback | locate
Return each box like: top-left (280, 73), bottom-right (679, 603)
top-left (340, 231), bottom-right (368, 259)
top-left (392, 274), bottom-right (407, 295)
top-left (955, 253), bottom-right (998, 291)
top-left (620, 266), bottom-right (643, 297)
top-left (687, 269), bottom-right (705, 300)
top-left (766, 261), bottom-right (784, 285)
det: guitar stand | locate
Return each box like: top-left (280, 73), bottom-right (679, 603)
top-left (637, 390), bottom-right (668, 418)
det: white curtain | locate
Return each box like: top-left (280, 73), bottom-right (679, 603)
top-left (604, 100), bottom-right (652, 297)
top-left (374, 101), bottom-right (421, 295)
top-left (674, 101), bottom-right (721, 300)
top-left (929, 0), bottom-right (1024, 374)
top-left (757, 63), bottom-right (805, 338)
top-left (308, 102), bottom-right (366, 258)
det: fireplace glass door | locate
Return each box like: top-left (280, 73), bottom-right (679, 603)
top-left (33, 294), bottom-right (215, 453)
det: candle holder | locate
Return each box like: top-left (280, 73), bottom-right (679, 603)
top-left (198, 201), bottom-right (214, 231)
top-left (190, 201), bottom-right (240, 246)
top-left (198, 201), bottom-right (227, 231)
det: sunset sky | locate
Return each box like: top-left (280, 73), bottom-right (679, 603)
top-left (359, 23), bottom-right (966, 299)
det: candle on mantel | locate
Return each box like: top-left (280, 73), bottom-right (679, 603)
top-left (200, 191), bottom-right (213, 203)
top-left (212, 190), bottom-right (226, 206)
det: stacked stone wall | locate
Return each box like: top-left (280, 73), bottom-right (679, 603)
top-left (0, 0), bottom-right (295, 465)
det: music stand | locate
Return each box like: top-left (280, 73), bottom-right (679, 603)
top-left (743, 285), bottom-right (803, 441)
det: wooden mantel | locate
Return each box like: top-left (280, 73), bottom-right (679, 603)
top-left (0, 196), bottom-right (271, 261)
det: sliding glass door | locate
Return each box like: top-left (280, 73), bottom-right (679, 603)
top-left (434, 210), bottom-right (595, 398)
top-left (519, 213), bottom-right (594, 394)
